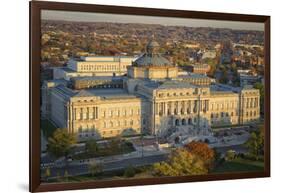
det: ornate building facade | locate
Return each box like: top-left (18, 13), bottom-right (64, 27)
top-left (42, 40), bottom-right (260, 140)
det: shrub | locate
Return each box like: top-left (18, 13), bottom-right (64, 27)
top-left (124, 166), bottom-right (136, 178)
top-left (225, 150), bottom-right (236, 161)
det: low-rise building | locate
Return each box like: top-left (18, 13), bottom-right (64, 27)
top-left (186, 64), bottom-right (211, 74)
top-left (53, 55), bottom-right (136, 80)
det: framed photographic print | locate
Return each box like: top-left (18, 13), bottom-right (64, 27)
top-left (30, 1), bottom-right (270, 192)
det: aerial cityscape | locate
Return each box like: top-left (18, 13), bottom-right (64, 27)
top-left (40, 11), bottom-right (265, 183)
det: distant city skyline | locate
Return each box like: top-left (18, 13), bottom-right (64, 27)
top-left (41, 10), bottom-right (264, 31)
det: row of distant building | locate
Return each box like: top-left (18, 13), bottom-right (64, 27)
top-left (48, 54), bottom-right (262, 88)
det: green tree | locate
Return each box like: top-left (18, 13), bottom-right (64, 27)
top-left (153, 148), bottom-right (208, 176)
top-left (225, 150), bottom-right (236, 161)
top-left (107, 137), bottom-right (122, 154)
top-left (245, 126), bottom-right (264, 160)
top-left (124, 165), bottom-right (136, 178)
top-left (47, 129), bottom-right (76, 163)
top-left (213, 148), bottom-right (223, 165)
top-left (85, 139), bottom-right (99, 155)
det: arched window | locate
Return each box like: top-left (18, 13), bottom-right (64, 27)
top-left (188, 118), bottom-right (192, 125)
top-left (182, 119), bottom-right (186, 125)
top-left (175, 119), bottom-right (180, 126)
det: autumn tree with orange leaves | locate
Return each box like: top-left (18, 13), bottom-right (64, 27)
top-left (184, 141), bottom-right (215, 170)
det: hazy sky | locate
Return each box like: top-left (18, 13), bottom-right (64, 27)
top-left (41, 10), bottom-right (264, 31)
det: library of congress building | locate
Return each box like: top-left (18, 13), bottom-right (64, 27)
top-left (41, 40), bottom-right (260, 140)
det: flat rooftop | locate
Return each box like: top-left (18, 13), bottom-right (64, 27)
top-left (143, 80), bottom-right (196, 90)
top-left (75, 88), bottom-right (139, 100)
top-left (210, 83), bottom-right (241, 94)
top-left (71, 76), bottom-right (124, 81)
top-left (178, 73), bottom-right (211, 79)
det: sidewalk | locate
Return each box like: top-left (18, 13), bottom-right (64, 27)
top-left (69, 148), bottom-right (168, 166)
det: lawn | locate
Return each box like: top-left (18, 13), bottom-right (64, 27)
top-left (45, 166), bottom-right (153, 183)
top-left (41, 119), bottom-right (58, 139)
top-left (212, 158), bottom-right (264, 173)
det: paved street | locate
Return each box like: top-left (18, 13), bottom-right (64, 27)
top-left (42, 153), bottom-right (167, 179)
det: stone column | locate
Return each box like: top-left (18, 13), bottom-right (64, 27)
top-left (155, 103), bottom-right (159, 115)
top-left (171, 102), bottom-right (174, 115)
top-left (96, 107), bottom-right (98, 119)
top-left (74, 108), bottom-right (77, 120)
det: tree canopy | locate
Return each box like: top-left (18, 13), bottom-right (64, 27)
top-left (245, 126), bottom-right (264, 160)
top-left (85, 139), bottom-right (99, 154)
top-left (153, 148), bottom-right (208, 176)
top-left (47, 128), bottom-right (77, 158)
top-left (184, 141), bottom-right (215, 169)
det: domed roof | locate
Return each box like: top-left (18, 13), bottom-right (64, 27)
top-left (133, 39), bottom-right (172, 67)
top-left (147, 40), bottom-right (160, 49)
